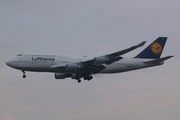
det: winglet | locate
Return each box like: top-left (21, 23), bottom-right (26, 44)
top-left (136, 41), bottom-right (146, 48)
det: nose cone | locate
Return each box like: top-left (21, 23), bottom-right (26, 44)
top-left (6, 61), bottom-right (11, 66)
top-left (6, 61), bottom-right (13, 67)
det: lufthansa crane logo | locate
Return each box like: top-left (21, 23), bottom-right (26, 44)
top-left (151, 42), bottom-right (162, 54)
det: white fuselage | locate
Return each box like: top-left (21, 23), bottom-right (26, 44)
top-left (6, 54), bottom-right (163, 74)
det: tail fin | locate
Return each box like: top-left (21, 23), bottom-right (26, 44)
top-left (135, 37), bottom-right (167, 59)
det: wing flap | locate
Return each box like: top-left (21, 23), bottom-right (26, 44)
top-left (89, 65), bottom-right (106, 73)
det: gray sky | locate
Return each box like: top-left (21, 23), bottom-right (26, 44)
top-left (0, 0), bottom-right (180, 120)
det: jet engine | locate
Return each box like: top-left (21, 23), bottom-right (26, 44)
top-left (94, 57), bottom-right (109, 64)
top-left (94, 56), bottom-right (122, 65)
top-left (54, 73), bottom-right (69, 79)
top-left (71, 73), bottom-right (80, 79)
top-left (66, 63), bottom-right (80, 72)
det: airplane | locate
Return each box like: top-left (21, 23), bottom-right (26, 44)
top-left (6, 37), bottom-right (173, 83)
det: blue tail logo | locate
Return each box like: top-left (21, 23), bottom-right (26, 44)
top-left (135, 37), bottom-right (167, 59)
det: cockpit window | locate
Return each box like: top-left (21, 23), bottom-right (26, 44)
top-left (17, 54), bottom-right (22, 56)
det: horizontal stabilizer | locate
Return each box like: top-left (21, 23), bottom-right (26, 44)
top-left (144, 56), bottom-right (174, 64)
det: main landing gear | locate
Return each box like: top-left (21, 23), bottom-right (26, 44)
top-left (22, 70), bottom-right (26, 78)
top-left (77, 79), bottom-right (81, 83)
top-left (76, 74), bottom-right (93, 83)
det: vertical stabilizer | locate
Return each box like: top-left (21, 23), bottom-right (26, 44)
top-left (135, 37), bottom-right (167, 59)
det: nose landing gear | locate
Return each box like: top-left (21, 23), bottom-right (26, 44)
top-left (22, 71), bottom-right (26, 78)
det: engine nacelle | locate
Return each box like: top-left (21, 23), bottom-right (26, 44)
top-left (66, 63), bottom-right (79, 72)
top-left (54, 73), bottom-right (68, 79)
top-left (94, 57), bottom-right (109, 64)
top-left (71, 74), bottom-right (79, 79)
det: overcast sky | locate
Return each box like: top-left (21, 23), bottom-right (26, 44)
top-left (0, 0), bottom-right (180, 120)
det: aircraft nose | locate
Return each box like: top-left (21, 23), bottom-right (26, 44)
top-left (6, 61), bottom-right (12, 67)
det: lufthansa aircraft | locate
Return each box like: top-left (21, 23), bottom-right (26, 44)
top-left (6, 37), bottom-right (173, 83)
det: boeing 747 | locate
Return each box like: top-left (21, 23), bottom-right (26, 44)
top-left (6, 37), bottom-right (173, 83)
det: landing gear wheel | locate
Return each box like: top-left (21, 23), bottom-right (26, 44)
top-left (23, 75), bottom-right (26, 78)
top-left (22, 70), bottom-right (26, 78)
top-left (84, 74), bottom-right (93, 81)
top-left (77, 80), bottom-right (81, 83)
top-left (87, 75), bottom-right (93, 81)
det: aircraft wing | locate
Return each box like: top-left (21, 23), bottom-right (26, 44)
top-left (105, 41), bottom-right (146, 57)
top-left (80, 41), bottom-right (146, 66)
top-left (51, 41), bottom-right (146, 74)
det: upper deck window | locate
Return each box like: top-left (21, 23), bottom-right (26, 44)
top-left (17, 54), bottom-right (22, 56)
